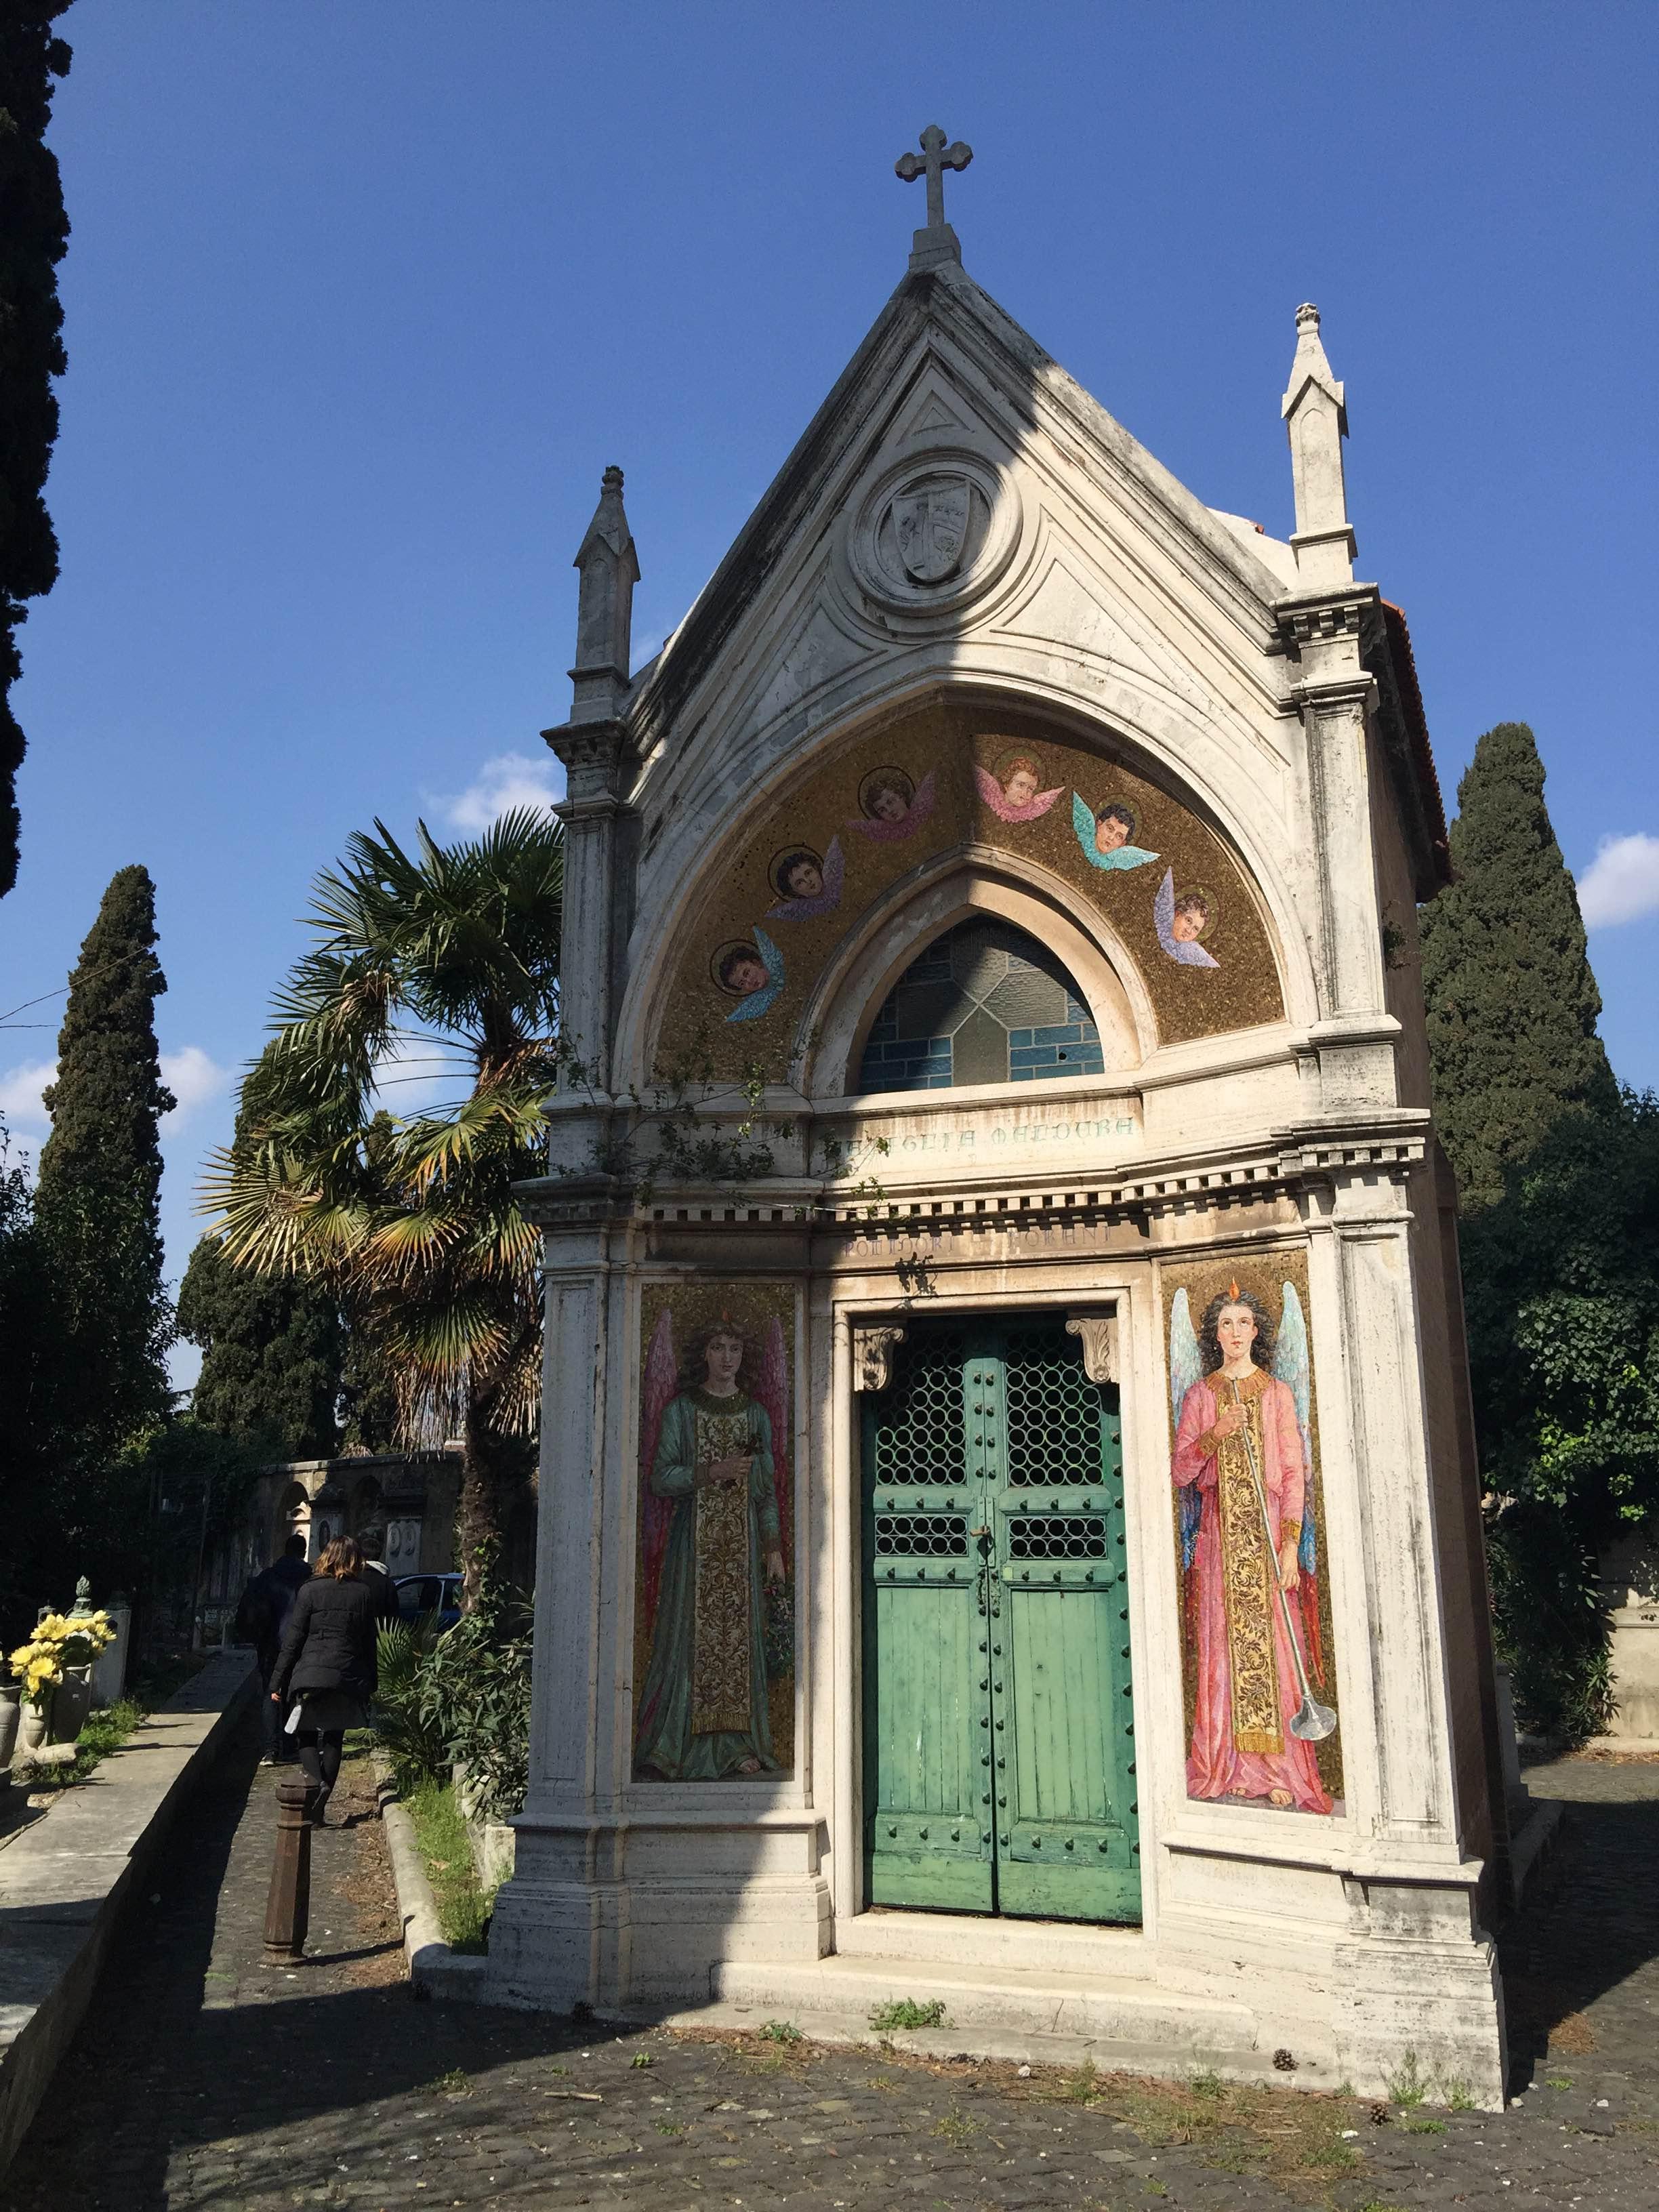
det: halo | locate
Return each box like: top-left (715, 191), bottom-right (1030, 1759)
top-left (710, 937), bottom-right (764, 996)
top-left (1170, 882), bottom-right (1219, 939)
top-left (857, 765), bottom-right (915, 821)
top-left (1090, 796), bottom-right (1139, 845)
top-left (768, 842), bottom-right (825, 901)
top-left (989, 742), bottom-right (1044, 789)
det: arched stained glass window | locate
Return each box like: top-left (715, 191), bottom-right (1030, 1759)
top-left (857, 919), bottom-right (1105, 1094)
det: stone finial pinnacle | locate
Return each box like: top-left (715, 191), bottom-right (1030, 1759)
top-left (1282, 302), bottom-right (1345, 425)
top-left (897, 123), bottom-right (972, 274)
top-left (569, 464), bottom-right (640, 723)
top-left (1280, 302), bottom-right (1354, 587)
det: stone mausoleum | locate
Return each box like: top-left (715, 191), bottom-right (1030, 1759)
top-left (488, 134), bottom-right (1513, 2103)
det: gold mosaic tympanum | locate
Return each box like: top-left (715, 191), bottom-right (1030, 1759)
top-left (654, 700), bottom-right (1286, 1079)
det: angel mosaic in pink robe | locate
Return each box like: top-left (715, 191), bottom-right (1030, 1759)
top-left (1172, 1367), bottom-right (1332, 1813)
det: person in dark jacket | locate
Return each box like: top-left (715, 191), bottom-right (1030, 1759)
top-left (359, 1530), bottom-right (403, 1627)
top-left (270, 1534), bottom-right (380, 1825)
top-left (234, 1535), bottom-right (312, 1765)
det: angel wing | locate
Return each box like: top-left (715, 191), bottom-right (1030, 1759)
top-left (909, 769), bottom-right (937, 830)
top-left (1072, 789), bottom-right (1097, 853)
top-left (1154, 866), bottom-right (1176, 949)
top-left (1169, 1286), bottom-right (1206, 1571)
top-left (752, 1313), bottom-right (792, 1571)
top-left (724, 927), bottom-right (785, 1023)
top-left (1273, 1282), bottom-right (1314, 1572)
top-left (638, 1305), bottom-right (680, 1623)
top-left (974, 762), bottom-right (1012, 819)
top-left (1272, 1281), bottom-right (1326, 1683)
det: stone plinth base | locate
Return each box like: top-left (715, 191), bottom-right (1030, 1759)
top-left (485, 1807), bottom-right (832, 2014)
top-left (486, 1828), bottom-right (1506, 2108)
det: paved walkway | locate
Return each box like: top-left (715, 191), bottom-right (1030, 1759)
top-left (2, 1724), bottom-right (1655, 2211)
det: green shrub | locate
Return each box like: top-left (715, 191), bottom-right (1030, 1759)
top-left (413, 1583), bottom-right (532, 1820)
top-left (373, 1618), bottom-right (449, 1790)
top-left (371, 1586), bottom-right (532, 1819)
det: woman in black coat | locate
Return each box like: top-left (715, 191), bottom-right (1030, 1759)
top-left (270, 1534), bottom-right (380, 1823)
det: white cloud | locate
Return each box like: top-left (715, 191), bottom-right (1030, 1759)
top-left (0, 1046), bottom-right (230, 1147)
top-left (1577, 833), bottom-right (1659, 930)
top-left (433, 750), bottom-right (562, 832)
top-left (160, 1046), bottom-right (232, 1130)
top-left (0, 1058), bottom-right (54, 1135)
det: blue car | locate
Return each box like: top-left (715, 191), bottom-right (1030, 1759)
top-left (392, 1572), bottom-right (463, 1631)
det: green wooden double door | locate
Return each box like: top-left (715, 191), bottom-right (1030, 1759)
top-left (861, 1314), bottom-right (1140, 1923)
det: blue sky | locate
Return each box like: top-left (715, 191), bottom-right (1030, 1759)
top-left (3, 1), bottom-right (1656, 1386)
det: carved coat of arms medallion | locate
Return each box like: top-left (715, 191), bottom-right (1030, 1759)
top-left (891, 478), bottom-right (970, 583)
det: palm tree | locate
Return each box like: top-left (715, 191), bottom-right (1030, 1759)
top-left (203, 808), bottom-right (562, 1605)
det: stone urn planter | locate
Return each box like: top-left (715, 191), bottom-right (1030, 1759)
top-left (49, 1664), bottom-right (93, 1747)
top-left (17, 1696), bottom-right (52, 1763)
top-left (0, 1682), bottom-right (20, 1771)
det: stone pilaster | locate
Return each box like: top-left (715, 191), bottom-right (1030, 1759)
top-left (1277, 304), bottom-right (1395, 1103)
top-left (488, 1175), bottom-right (632, 2011)
top-left (548, 720), bottom-right (635, 1101)
top-left (1279, 600), bottom-right (1395, 1105)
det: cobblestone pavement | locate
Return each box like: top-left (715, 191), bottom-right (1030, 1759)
top-left (3, 1728), bottom-right (1655, 2211)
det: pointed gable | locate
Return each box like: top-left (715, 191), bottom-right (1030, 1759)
top-left (628, 262), bottom-right (1296, 777)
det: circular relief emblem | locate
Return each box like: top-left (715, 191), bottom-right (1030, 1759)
top-left (890, 474), bottom-right (974, 583)
top-left (845, 449), bottom-right (1021, 621)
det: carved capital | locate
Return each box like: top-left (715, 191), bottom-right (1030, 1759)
top-left (1275, 582), bottom-right (1380, 663)
top-left (852, 1323), bottom-right (907, 1393)
top-left (1065, 1312), bottom-right (1118, 1385)
top-left (543, 717), bottom-right (634, 804)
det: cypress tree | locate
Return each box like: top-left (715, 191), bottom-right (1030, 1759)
top-left (0, 7), bottom-right (73, 895)
top-left (1419, 721), bottom-right (1617, 1213)
top-left (34, 863), bottom-right (175, 1443)
top-left (178, 1243), bottom-right (343, 1460)
top-left (179, 1046), bottom-right (344, 1458)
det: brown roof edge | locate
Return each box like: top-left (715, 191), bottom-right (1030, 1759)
top-left (1380, 599), bottom-right (1451, 889)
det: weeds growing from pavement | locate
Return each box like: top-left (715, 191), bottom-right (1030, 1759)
top-left (868, 1997), bottom-right (947, 2031)
top-left (403, 1778), bottom-right (495, 1952)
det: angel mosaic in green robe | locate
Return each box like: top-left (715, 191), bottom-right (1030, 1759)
top-left (634, 1321), bottom-right (787, 1780)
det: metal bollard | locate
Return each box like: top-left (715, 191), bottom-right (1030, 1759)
top-left (263, 1772), bottom-right (313, 1963)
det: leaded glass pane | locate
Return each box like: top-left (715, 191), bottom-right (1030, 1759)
top-left (858, 920), bottom-right (1104, 1093)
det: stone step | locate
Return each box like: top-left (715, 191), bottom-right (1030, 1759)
top-left (666, 1952), bottom-right (1282, 2080)
top-left (834, 1907), bottom-right (1152, 1980)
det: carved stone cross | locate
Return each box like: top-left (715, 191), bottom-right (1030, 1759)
top-left (895, 125), bottom-right (972, 272)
